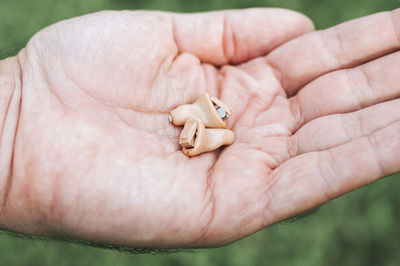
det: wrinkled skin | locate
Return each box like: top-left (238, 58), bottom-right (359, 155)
top-left (2, 8), bottom-right (400, 248)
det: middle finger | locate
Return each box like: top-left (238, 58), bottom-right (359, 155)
top-left (290, 50), bottom-right (400, 129)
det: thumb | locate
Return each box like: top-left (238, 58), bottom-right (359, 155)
top-left (170, 8), bottom-right (314, 65)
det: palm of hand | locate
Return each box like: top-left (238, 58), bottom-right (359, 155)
top-left (8, 9), bottom-right (400, 248)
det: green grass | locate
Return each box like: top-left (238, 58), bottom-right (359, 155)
top-left (1, 0), bottom-right (400, 265)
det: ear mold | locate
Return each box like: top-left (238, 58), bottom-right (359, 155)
top-left (170, 93), bottom-right (235, 156)
top-left (169, 93), bottom-right (232, 128)
top-left (179, 117), bottom-right (235, 157)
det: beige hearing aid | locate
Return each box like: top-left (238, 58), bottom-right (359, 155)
top-left (179, 117), bottom-right (235, 156)
top-left (169, 93), bottom-right (232, 128)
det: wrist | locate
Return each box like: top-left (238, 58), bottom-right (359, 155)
top-left (0, 57), bottom-right (22, 227)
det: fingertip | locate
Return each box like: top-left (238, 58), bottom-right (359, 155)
top-left (267, 8), bottom-right (315, 38)
top-left (285, 9), bottom-right (315, 32)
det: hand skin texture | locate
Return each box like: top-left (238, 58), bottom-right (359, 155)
top-left (0, 8), bottom-right (400, 249)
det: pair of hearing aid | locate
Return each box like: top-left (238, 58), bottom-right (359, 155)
top-left (169, 93), bottom-right (235, 156)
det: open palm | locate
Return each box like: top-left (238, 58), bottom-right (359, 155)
top-left (5, 9), bottom-right (400, 248)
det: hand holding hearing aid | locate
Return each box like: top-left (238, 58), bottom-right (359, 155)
top-left (169, 93), bottom-right (235, 156)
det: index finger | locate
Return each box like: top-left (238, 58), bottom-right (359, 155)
top-left (266, 9), bottom-right (400, 96)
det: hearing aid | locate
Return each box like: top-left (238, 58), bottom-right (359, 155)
top-left (169, 93), bottom-right (232, 128)
top-left (179, 117), bottom-right (235, 156)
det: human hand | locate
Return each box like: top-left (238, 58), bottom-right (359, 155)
top-left (0, 8), bottom-right (398, 249)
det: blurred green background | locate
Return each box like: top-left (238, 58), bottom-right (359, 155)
top-left (1, 0), bottom-right (400, 265)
